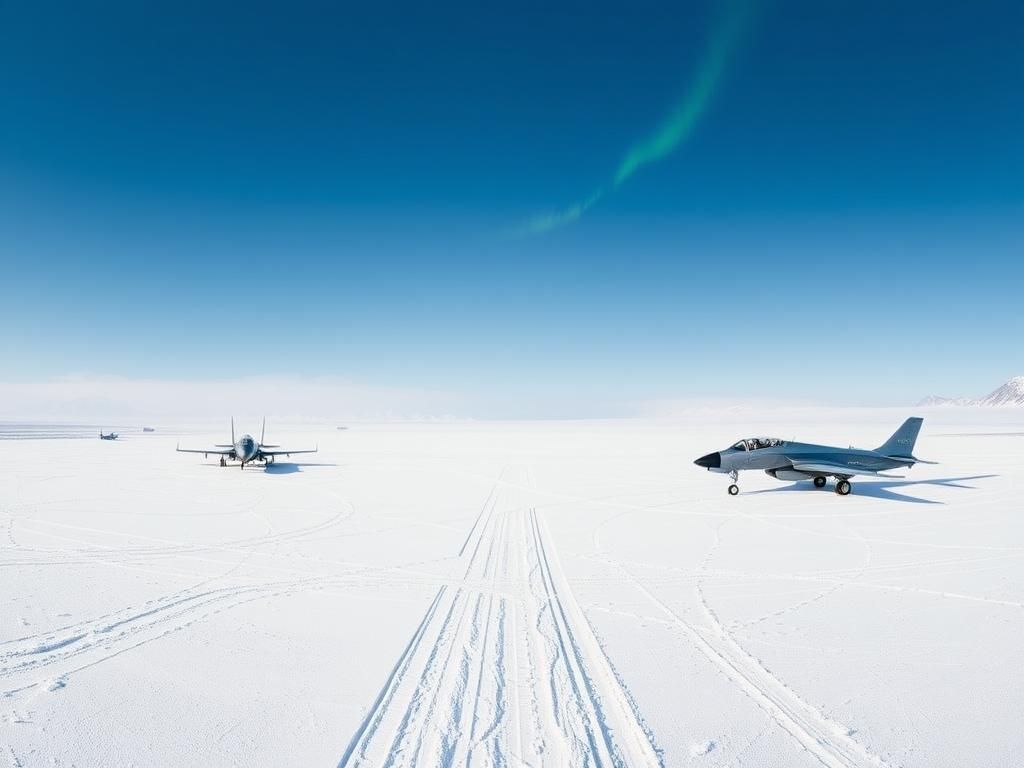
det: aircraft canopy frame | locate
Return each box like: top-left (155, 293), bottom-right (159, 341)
top-left (730, 437), bottom-right (785, 451)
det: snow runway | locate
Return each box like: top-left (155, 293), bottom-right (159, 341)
top-left (2, 412), bottom-right (1023, 766)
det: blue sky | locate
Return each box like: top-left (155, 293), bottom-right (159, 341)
top-left (1, 1), bottom-right (1021, 415)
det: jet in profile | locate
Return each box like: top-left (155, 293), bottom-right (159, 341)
top-left (176, 418), bottom-right (317, 470)
top-left (694, 417), bottom-right (933, 496)
top-left (99, 431), bottom-right (119, 440)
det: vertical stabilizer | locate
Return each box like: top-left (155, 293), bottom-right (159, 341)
top-left (876, 417), bottom-right (923, 457)
top-left (261, 417), bottom-right (266, 445)
top-left (231, 416), bottom-right (236, 444)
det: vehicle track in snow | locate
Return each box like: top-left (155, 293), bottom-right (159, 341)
top-left (0, 503), bottom-right (471, 700)
top-left (0, 576), bottom-right (329, 697)
top-left (613, 559), bottom-right (893, 768)
top-left (1, 493), bottom-right (355, 566)
top-left (0, 551), bottom-right (482, 698)
top-left (340, 466), bottom-right (661, 767)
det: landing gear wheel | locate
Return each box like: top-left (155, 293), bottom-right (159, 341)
top-left (220, 456), bottom-right (226, 467)
top-left (728, 484), bottom-right (739, 496)
top-left (835, 479), bottom-right (852, 496)
top-left (813, 476), bottom-right (827, 488)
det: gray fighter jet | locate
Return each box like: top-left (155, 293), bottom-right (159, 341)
top-left (176, 418), bottom-right (317, 470)
top-left (694, 417), bottom-right (933, 496)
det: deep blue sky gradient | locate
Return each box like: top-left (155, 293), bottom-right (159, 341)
top-left (2, 1), bottom-right (1021, 410)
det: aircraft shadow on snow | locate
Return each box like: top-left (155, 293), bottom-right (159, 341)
top-left (202, 461), bottom-right (338, 474)
top-left (748, 474), bottom-right (998, 505)
top-left (262, 461), bottom-right (337, 474)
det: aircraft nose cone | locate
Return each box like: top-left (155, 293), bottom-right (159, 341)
top-left (694, 452), bottom-right (721, 469)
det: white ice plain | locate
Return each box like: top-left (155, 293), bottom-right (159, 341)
top-left (1, 409), bottom-right (1023, 767)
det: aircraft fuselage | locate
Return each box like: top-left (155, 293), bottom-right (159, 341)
top-left (235, 434), bottom-right (259, 463)
top-left (702, 441), bottom-right (913, 475)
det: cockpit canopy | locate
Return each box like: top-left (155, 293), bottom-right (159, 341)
top-left (730, 437), bottom-right (784, 451)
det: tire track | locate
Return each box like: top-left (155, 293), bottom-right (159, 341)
top-left (0, 497), bottom-right (364, 654)
top-left (613, 561), bottom-right (893, 768)
top-left (526, 508), bottom-right (661, 767)
top-left (344, 474), bottom-right (506, 767)
top-left (7, 500), bottom-right (353, 563)
top-left (0, 575), bottom-right (330, 698)
top-left (339, 467), bottom-right (661, 767)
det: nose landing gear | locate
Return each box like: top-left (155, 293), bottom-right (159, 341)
top-left (726, 470), bottom-right (739, 496)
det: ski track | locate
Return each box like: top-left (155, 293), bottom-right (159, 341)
top-left (0, 491), bottom-right (465, 701)
top-left (0, 577), bottom-right (327, 696)
top-left (1, 498), bottom-right (355, 566)
top-left (340, 466), bottom-right (661, 768)
top-left (0, 549), bottom-right (480, 697)
top-left (613, 560), bottom-right (893, 768)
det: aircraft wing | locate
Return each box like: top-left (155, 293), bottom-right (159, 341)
top-left (790, 461), bottom-right (904, 479)
top-left (176, 444), bottom-right (235, 455)
top-left (261, 446), bottom-right (317, 457)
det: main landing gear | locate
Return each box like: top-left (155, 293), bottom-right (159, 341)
top-left (835, 479), bottom-right (852, 496)
top-left (219, 456), bottom-right (227, 467)
top-left (727, 470), bottom-right (739, 496)
top-left (813, 476), bottom-right (827, 488)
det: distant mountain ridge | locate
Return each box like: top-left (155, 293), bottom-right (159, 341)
top-left (918, 376), bottom-right (1024, 407)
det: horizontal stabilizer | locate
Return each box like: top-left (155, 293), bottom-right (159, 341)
top-left (883, 455), bottom-right (938, 465)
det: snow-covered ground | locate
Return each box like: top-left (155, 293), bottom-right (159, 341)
top-left (2, 411), bottom-right (1023, 767)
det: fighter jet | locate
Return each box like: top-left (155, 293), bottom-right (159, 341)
top-left (176, 418), bottom-right (317, 470)
top-left (99, 431), bottom-right (119, 440)
top-left (694, 417), bottom-right (933, 496)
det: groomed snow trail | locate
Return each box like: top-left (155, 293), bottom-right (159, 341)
top-left (340, 467), bottom-right (661, 768)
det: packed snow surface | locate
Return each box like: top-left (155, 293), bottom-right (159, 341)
top-left (2, 409), bottom-right (1024, 767)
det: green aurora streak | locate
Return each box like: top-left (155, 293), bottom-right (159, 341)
top-left (522, 0), bottom-right (754, 235)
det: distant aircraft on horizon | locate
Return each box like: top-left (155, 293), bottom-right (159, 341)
top-left (694, 417), bottom-right (935, 496)
top-left (99, 431), bottom-right (119, 440)
top-left (176, 418), bottom-right (317, 470)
